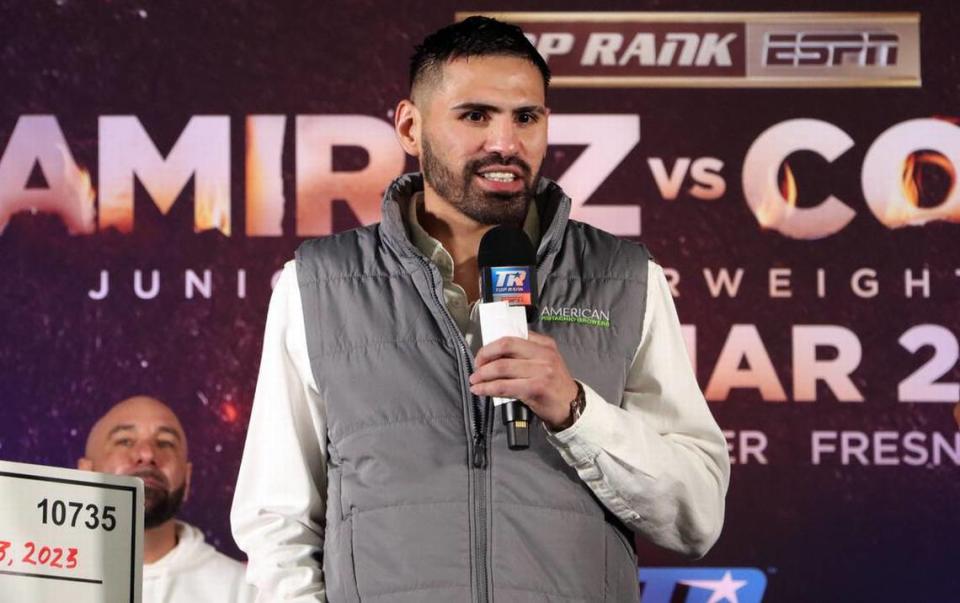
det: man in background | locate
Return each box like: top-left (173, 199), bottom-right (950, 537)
top-left (79, 395), bottom-right (256, 603)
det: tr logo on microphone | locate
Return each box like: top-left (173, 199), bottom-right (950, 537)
top-left (495, 270), bottom-right (527, 288)
top-left (489, 266), bottom-right (533, 305)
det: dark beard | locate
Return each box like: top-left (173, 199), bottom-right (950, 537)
top-left (144, 484), bottom-right (186, 529)
top-left (421, 136), bottom-right (539, 228)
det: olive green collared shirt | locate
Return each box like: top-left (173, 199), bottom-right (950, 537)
top-left (406, 191), bottom-right (540, 354)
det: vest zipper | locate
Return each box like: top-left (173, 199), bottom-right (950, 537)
top-left (401, 194), bottom-right (564, 603)
top-left (417, 257), bottom-right (489, 603)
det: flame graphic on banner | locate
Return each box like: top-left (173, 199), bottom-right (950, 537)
top-left (754, 161), bottom-right (798, 229)
top-left (100, 182), bottom-right (230, 234)
top-left (901, 151), bottom-right (954, 208)
top-left (63, 154), bottom-right (97, 233)
top-left (99, 192), bottom-right (134, 232)
top-left (778, 161), bottom-right (798, 208)
top-left (196, 180), bottom-right (230, 234)
top-left (885, 150), bottom-right (960, 225)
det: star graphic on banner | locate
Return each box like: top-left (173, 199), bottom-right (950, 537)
top-left (680, 571), bottom-right (748, 603)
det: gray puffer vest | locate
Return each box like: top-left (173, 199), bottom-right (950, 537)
top-left (296, 174), bottom-right (649, 603)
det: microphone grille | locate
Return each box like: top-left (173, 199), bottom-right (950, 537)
top-left (477, 226), bottom-right (536, 268)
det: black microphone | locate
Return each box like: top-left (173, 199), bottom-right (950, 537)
top-left (478, 226), bottom-right (539, 450)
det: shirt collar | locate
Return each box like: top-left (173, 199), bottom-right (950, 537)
top-left (406, 191), bottom-right (542, 282)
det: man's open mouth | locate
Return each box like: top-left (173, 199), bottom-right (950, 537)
top-left (480, 171), bottom-right (518, 183)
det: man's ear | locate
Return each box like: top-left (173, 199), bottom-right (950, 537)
top-left (77, 457), bottom-right (92, 471)
top-left (394, 99), bottom-right (422, 158)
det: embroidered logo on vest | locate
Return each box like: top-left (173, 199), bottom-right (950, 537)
top-left (539, 305), bottom-right (611, 328)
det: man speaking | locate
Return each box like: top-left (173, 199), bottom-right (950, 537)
top-left (232, 16), bottom-right (729, 602)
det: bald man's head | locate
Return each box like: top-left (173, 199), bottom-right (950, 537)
top-left (79, 396), bottom-right (192, 529)
top-left (83, 396), bottom-right (188, 457)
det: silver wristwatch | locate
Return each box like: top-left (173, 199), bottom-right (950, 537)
top-left (570, 380), bottom-right (586, 424)
top-left (555, 381), bottom-right (586, 431)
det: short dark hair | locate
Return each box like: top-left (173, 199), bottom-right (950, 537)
top-left (409, 16), bottom-right (551, 99)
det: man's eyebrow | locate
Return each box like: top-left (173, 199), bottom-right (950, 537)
top-left (515, 105), bottom-right (547, 116)
top-left (106, 424), bottom-right (135, 439)
top-left (157, 426), bottom-right (183, 442)
top-left (451, 102), bottom-right (546, 115)
top-left (452, 102), bottom-right (502, 113)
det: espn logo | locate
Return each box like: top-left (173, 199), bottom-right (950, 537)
top-left (763, 32), bottom-right (899, 67)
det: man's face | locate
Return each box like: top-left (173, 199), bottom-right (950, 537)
top-left (417, 55), bottom-right (548, 226)
top-left (78, 397), bottom-right (191, 529)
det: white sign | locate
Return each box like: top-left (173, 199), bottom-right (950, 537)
top-left (479, 301), bottom-right (530, 407)
top-left (0, 459), bottom-right (143, 603)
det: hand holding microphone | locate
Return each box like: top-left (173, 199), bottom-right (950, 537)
top-left (470, 226), bottom-right (581, 448)
top-left (469, 332), bottom-right (580, 432)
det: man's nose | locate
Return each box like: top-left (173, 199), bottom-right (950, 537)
top-left (484, 117), bottom-right (520, 157)
top-left (133, 441), bottom-right (157, 464)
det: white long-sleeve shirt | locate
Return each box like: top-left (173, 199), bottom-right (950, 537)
top-left (231, 253), bottom-right (730, 602)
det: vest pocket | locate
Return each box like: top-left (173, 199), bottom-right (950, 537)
top-left (351, 502), bottom-right (471, 600)
top-left (492, 504), bottom-right (605, 600)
